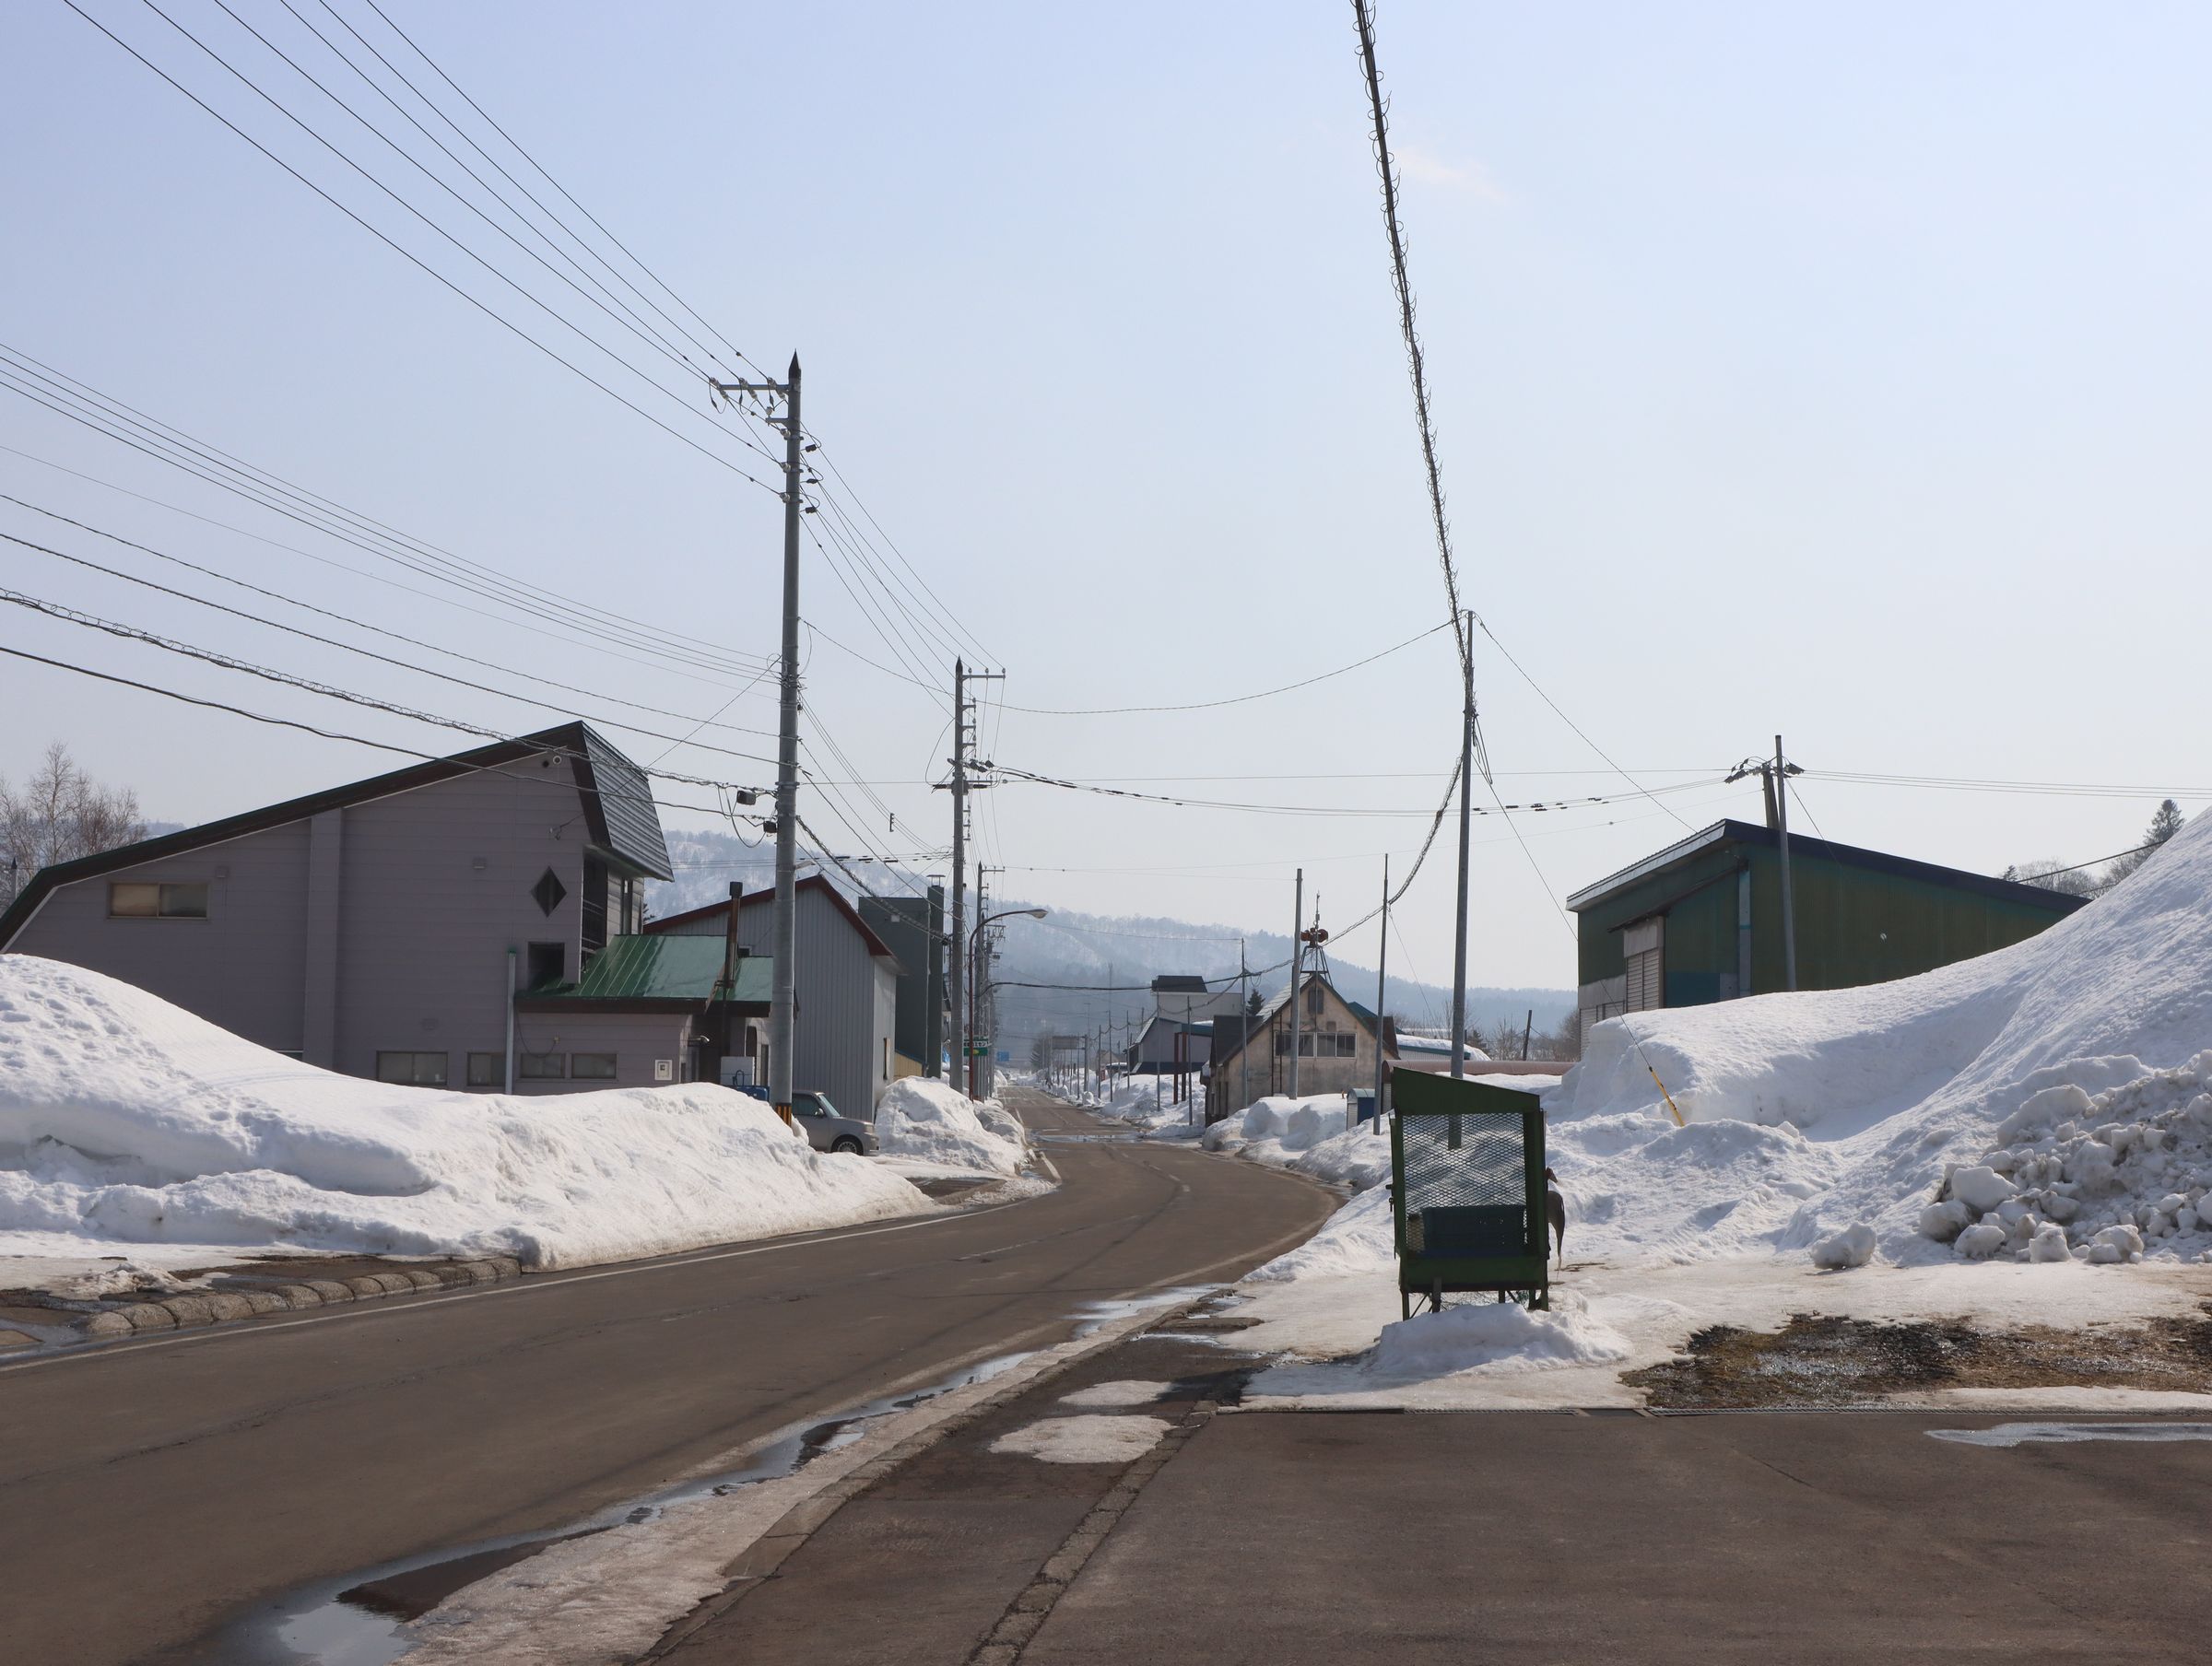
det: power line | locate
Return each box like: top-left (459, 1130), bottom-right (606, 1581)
top-left (983, 761), bottom-right (1727, 820)
top-left (0, 586), bottom-right (774, 790)
top-left (0, 352), bottom-right (775, 679)
top-left (0, 495), bottom-right (778, 740)
top-left (62, 0), bottom-right (780, 496)
top-left (999, 620), bottom-right (1454, 716)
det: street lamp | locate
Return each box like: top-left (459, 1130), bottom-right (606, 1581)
top-left (968, 907), bottom-right (1047, 1097)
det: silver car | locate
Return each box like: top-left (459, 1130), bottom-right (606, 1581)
top-left (791, 1091), bottom-right (877, 1156)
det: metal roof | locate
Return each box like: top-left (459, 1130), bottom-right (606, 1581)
top-left (0, 721), bottom-right (671, 947)
top-left (1562, 818), bottom-right (2091, 916)
top-left (522, 934), bottom-right (772, 1004)
top-left (577, 724), bottom-right (672, 880)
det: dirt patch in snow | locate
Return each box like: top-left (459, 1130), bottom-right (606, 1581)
top-left (1625, 1306), bottom-right (2212, 1407)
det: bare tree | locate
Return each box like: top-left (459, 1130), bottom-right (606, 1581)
top-left (2001, 857), bottom-right (2100, 899)
top-left (0, 744), bottom-right (147, 902)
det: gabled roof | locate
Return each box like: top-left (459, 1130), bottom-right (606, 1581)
top-left (1209, 972), bottom-right (1380, 1067)
top-left (643, 873), bottom-right (902, 965)
top-left (0, 722), bottom-right (669, 947)
top-left (515, 933), bottom-right (771, 1011)
top-left (1563, 818), bottom-right (2092, 916)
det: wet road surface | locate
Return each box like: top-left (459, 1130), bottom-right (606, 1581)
top-left (0, 1087), bottom-right (1333, 1665)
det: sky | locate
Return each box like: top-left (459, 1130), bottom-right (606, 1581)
top-left (3, 1), bottom-right (2208, 996)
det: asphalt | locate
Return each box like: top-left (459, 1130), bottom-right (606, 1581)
top-left (663, 1314), bottom-right (2212, 1666)
top-left (0, 1087), bottom-right (1335, 1666)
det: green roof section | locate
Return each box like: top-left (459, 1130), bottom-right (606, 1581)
top-left (527, 934), bottom-right (771, 1003)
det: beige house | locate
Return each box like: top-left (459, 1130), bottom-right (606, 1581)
top-left (1205, 971), bottom-right (1394, 1119)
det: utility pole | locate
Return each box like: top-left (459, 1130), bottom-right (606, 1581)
top-left (947, 660), bottom-right (966, 1095)
top-left (1451, 608), bottom-right (1474, 1082)
top-left (1288, 868), bottom-right (1303, 1099)
top-left (709, 357), bottom-right (806, 1123)
top-left (1726, 738), bottom-right (1805, 993)
top-left (1372, 855), bottom-right (1389, 1135)
top-left (1774, 733), bottom-right (1798, 992)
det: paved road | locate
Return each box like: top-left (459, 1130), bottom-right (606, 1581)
top-left (0, 1088), bottom-right (1332, 1665)
top-left (667, 1317), bottom-right (2212, 1665)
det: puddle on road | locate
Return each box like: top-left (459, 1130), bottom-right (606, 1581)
top-left (182, 1351), bottom-right (1038, 1665)
top-left (1930, 1421), bottom-right (2212, 1448)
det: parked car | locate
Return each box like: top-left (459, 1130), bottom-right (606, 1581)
top-left (733, 1085), bottom-right (877, 1156)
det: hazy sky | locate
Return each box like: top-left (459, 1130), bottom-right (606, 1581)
top-left (4, 2), bottom-right (2207, 993)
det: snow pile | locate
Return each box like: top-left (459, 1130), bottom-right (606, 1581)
top-left (0, 956), bottom-right (931, 1270)
top-left (1354, 1289), bottom-right (1633, 1381)
top-left (989, 1414), bottom-right (1171, 1464)
top-left (1544, 811), bottom-right (2212, 1265)
top-left (973, 1098), bottom-right (1030, 1149)
top-left (1086, 1074), bottom-right (1205, 1134)
top-left (1244, 1181), bottom-right (1394, 1283)
top-left (1923, 1053), bottom-right (2212, 1264)
top-left (872, 1077), bottom-right (1026, 1176)
top-left (1202, 1092), bottom-right (1354, 1159)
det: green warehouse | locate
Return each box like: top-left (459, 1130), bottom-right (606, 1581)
top-left (1567, 819), bottom-right (2086, 1033)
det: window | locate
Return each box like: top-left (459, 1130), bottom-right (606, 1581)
top-left (526, 941), bottom-right (567, 990)
top-left (882, 1038), bottom-right (890, 1081)
top-left (1335, 1034), bottom-right (1358, 1057)
top-left (1273, 1027), bottom-right (1291, 1056)
top-left (465, 1052), bottom-right (503, 1087)
top-left (109, 881), bottom-right (208, 919)
top-left (519, 1051), bottom-right (566, 1080)
top-left (571, 1052), bottom-right (617, 1080)
top-left (582, 855), bottom-right (609, 956)
top-left (1305, 982), bottom-right (1324, 1016)
top-left (375, 1050), bottom-right (448, 1085)
top-left (1623, 916), bottom-right (1665, 1013)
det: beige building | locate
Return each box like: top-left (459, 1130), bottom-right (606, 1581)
top-left (1206, 971), bottom-right (1394, 1119)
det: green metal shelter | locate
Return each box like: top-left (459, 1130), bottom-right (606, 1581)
top-left (1567, 818), bottom-right (2086, 1029)
top-left (1390, 1067), bottom-right (1549, 1318)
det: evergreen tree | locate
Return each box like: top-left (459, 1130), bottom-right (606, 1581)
top-left (2102, 799), bottom-right (2186, 890)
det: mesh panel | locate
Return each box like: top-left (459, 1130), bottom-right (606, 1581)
top-left (1399, 1109), bottom-right (1528, 1256)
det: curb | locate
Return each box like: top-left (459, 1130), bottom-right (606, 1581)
top-left (44, 1257), bottom-right (525, 1345)
top-left (641, 1293), bottom-right (1210, 1660)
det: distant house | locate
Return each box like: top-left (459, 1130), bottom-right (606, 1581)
top-left (0, 722), bottom-right (729, 1094)
top-left (1206, 971), bottom-right (1393, 1118)
top-left (645, 874), bottom-right (903, 1115)
top-left (1566, 818), bottom-right (2089, 1035)
top-left (1130, 973), bottom-right (1242, 1074)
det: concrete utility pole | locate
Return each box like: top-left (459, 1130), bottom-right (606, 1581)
top-left (948, 660), bottom-right (966, 1095)
top-left (710, 357), bottom-right (805, 1122)
top-left (1451, 608), bottom-right (1474, 1083)
top-left (1774, 733), bottom-right (1799, 992)
top-left (1288, 867), bottom-right (1303, 1098)
top-left (1238, 940), bottom-right (1251, 1117)
top-left (1373, 854), bottom-right (1389, 1135)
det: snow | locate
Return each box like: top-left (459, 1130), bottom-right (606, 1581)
top-left (1082, 1075), bottom-right (1207, 1137)
top-left (1057, 1379), bottom-right (1169, 1408)
top-left (0, 956), bottom-right (934, 1273)
top-left (1218, 815), bottom-right (2212, 1405)
top-left (989, 1413), bottom-right (1172, 1464)
top-left (872, 1077), bottom-right (1026, 1176)
top-left (1353, 1290), bottom-right (1633, 1382)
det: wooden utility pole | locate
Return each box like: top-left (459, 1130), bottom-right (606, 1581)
top-left (1288, 868), bottom-right (1303, 1098)
top-left (1372, 855), bottom-right (1388, 1135)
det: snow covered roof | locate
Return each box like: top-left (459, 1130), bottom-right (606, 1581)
top-left (0, 722), bottom-right (671, 948)
top-left (1562, 818), bottom-right (2091, 916)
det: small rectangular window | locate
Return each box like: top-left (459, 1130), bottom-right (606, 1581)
top-left (465, 1052), bottom-right (503, 1087)
top-left (375, 1050), bottom-right (448, 1085)
top-left (519, 1051), bottom-right (566, 1080)
top-left (527, 941), bottom-right (567, 990)
top-left (110, 881), bottom-right (208, 919)
top-left (571, 1052), bottom-right (617, 1080)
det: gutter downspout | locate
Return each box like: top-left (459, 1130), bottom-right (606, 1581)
top-left (504, 946), bottom-right (517, 1093)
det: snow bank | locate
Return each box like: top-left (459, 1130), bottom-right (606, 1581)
top-left (1922, 1051), bottom-right (2212, 1263)
top-left (1086, 1075), bottom-right (1205, 1135)
top-left (1355, 1290), bottom-right (1633, 1381)
top-left (1544, 811), bottom-right (2212, 1266)
top-left (872, 1077), bottom-right (1026, 1176)
top-left (1202, 1092), bottom-right (1356, 1158)
top-left (0, 956), bottom-right (930, 1270)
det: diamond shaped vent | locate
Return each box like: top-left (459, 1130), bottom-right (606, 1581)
top-left (532, 867), bottom-right (568, 917)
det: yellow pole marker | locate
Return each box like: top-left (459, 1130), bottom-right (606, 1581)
top-left (1648, 1065), bottom-right (1686, 1128)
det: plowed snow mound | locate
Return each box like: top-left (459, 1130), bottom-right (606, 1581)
top-left (873, 1077), bottom-right (1025, 1175)
top-left (0, 956), bottom-right (931, 1268)
top-left (1547, 812), bottom-right (2212, 1265)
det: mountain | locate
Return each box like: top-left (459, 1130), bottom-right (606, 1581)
top-left (646, 829), bottom-right (1573, 1054)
